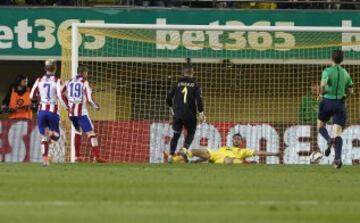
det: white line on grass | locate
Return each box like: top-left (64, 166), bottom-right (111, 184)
top-left (1, 200), bottom-right (360, 206)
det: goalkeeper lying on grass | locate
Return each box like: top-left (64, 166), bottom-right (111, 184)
top-left (173, 133), bottom-right (281, 164)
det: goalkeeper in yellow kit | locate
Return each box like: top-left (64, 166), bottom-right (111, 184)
top-left (180, 133), bottom-right (281, 164)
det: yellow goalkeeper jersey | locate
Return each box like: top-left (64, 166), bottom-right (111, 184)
top-left (208, 146), bottom-right (254, 164)
top-left (233, 148), bottom-right (255, 160)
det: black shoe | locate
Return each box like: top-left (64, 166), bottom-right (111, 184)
top-left (333, 159), bottom-right (342, 169)
top-left (325, 139), bottom-right (333, 157)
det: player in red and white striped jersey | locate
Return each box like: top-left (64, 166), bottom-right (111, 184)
top-left (30, 59), bottom-right (68, 166)
top-left (61, 65), bottom-right (106, 163)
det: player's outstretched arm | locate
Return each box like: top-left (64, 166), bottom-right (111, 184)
top-left (166, 85), bottom-right (175, 108)
top-left (60, 81), bottom-right (69, 110)
top-left (166, 85), bottom-right (175, 123)
top-left (84, 81), bottom-right (100, 110)
top-left (346, 75), bottom-right (353, 97)
top-left (345, 70), bottom-right (353, 97)
top-left (253, 151), bottom-right (281, 156)
top-left (319, 69), bottom-right (329, 96)
top-left (347, 87), bottom-right (354, 97)
top-left (223, 150), bottom-right (281, 165)
top-left (29, 78), bottom-right (40, 101)
top-left (195, 84), bottom-right (206, 122)
top-left (319, 81), bottom-right (327, 96)
top-left (57, 79), bottom-right (69, 110)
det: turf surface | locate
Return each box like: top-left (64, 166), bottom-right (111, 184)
top-left (0, 163), bottom-right (359, 223)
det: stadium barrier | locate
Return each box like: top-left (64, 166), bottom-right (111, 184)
top-left (0, 119), bottom-right (65, 163)
top-left (1, 119), bottom-right (360, 164)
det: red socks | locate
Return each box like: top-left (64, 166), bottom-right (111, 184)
top-left (74, 133), bottom-right (82, 157)
top-left (41, 140), bottom-right (49, 157)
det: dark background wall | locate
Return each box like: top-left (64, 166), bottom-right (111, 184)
top-left (0, 61), bottom-right (59, 119)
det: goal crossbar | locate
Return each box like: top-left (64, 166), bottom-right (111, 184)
top-left (72, 23), bottom-right (360, 33)
top-left (71, 23), bottom-right (360, 79)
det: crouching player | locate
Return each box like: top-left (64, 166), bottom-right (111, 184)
top-left (30, 59), bottom-right (67, 166)
top-left (62, 65), bottom-right (106, 163)
top-left (181, 133), bottom-right (281, 164)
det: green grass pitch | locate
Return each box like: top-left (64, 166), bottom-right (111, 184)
top-left (0, 163), bottom-right (359, 223)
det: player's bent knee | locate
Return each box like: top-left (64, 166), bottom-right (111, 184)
top-left (192, 149), bottom-right (209, 159)
top-left (333, 124), bottom-right (343, 137)
top-left (86, 131), bottom-right (96, 137)
top-left (87, 133), bottom-right (98, 147)
top-left (201, 150), bottom-right (211, 160)
top-left (41, 136), bottom-right (49, 143)
top-left (317, 120), bottom-right (325, 130)
top-left (87, 133), bottom-right (96, 138)
top-left (49, 132), bottom-right (60, 141)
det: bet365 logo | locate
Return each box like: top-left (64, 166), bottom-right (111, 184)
top-left (0, 19), bottom-right (105, 50)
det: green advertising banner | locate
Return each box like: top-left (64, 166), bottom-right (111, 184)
top-left (1, 8), bottom-right (360, 60)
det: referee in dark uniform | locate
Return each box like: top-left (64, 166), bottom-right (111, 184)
top-left (166, 59), bottom-right (205, 162)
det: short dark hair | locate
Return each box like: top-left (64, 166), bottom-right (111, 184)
top-left (15, 74), bottom-right (27, 86)
top-left (77, 65), bottom-right (89, 74)
top-left (332, 50), bottom-right (344, 64)
top-left (183, 58), bottom-right (193, 70)
top-left (233, 133), bottom-right (243, 138)
top-left (183, 58), bottom-right (194, 76)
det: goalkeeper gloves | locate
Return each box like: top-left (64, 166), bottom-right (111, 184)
top-left (169, 108), bottom-right (174, 116)
top-left (199, 112), bottom-right (206, 123)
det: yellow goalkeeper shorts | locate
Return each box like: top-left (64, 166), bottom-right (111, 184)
top-left (208, 149), bottom-right (229, 164)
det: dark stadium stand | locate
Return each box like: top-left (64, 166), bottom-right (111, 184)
top-left (0, 0), bottom-right (360, 9)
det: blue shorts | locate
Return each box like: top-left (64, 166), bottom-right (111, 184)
top-left (318, 98), bottom-right (346, 127)
top-left (37, 111), bottom-right (60, 135)
top-left (69, 115), bottom-right (94, 133)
